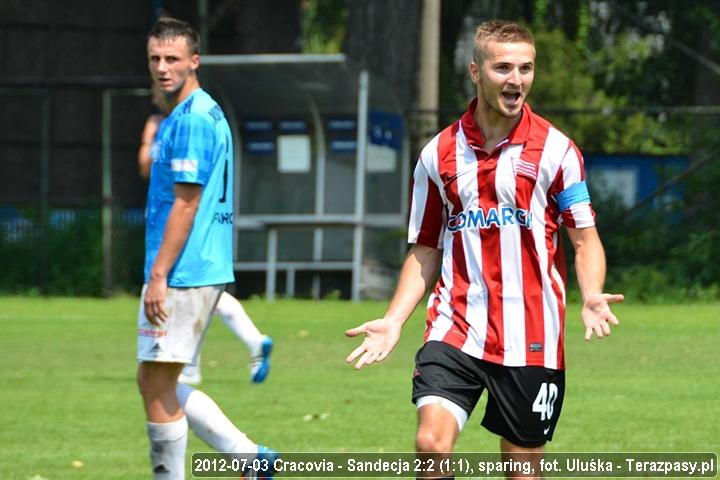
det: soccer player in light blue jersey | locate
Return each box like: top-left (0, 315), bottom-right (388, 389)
top-left (136, 17), bottom-right (276, 480)
top-left (139, 88), bottom-right (274, 387)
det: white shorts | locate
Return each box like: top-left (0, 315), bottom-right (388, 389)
top-left (137, 284), bottom-right (224, 364)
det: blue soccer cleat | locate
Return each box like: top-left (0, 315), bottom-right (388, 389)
top-left (250, 336), bottom-right (273, 383)
top-left (243, 445), bottom-right (279, 479)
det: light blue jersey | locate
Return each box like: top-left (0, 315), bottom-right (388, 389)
top-left (144, 88), bottom-right (234, 287)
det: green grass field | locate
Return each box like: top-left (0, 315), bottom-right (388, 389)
top-left (0, 297), bottom-right (718, 479)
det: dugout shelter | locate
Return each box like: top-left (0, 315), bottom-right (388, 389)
top-left (200, 54), bottom-right (410, 301)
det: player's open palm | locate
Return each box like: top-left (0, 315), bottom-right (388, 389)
top-left (345, 318), bottom-right (401, 370)
top-left (581, 293), bottom-right (624, 341)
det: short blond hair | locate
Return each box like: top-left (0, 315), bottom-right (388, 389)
top-left (473, 20), bottom-right (534, 62)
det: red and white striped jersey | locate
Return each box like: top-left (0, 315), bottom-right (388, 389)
top-left (408, 98), bottom-right (595, 370)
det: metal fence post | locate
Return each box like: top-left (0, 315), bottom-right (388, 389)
top-left (101, 90), bottom-right (113, 296)
top-left (39, 89), bottom-right (51, 295)
top-left (352, 70), bottom-right (369, 302)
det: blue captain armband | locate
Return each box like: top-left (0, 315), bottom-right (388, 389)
top-left (556, 181), bottom-right (591, 212)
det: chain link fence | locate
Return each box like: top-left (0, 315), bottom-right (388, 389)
top-left (2, 85), bottom-right (718, 298)
top-left (0, 85), bottom-right (152, 296)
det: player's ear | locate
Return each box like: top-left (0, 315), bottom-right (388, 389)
top-left (469, 61), bottom-right (480, 85)
top-left (190, 54), bottom-right (200, 72)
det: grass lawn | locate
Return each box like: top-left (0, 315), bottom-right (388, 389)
top-left (0, 297), bottom-right (717, 479)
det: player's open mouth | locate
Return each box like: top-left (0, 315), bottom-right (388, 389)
top-left (501, 92), bottom-right (522, 104)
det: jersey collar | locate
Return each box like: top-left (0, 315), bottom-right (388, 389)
top-left (169, 87), bottom-right (202, 116)
top-left (460, 97), bottom-right (533, 150)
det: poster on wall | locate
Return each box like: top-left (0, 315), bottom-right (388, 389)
top-left (278, 135), bottom-right (311, 173)
top-left (367, 143), bottom-right (396, 172)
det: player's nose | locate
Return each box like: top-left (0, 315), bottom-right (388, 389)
top-left (507, 68), bottom-right (522, 85)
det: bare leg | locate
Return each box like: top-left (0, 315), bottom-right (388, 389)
top-left (500, 438), bottom-right (544, 480)
top-left (415, 404), bottom-right (460, 479)
top-left (138, 361), bottom-right (185, 421)
top-left (138, 361), bottom-right (187, 479)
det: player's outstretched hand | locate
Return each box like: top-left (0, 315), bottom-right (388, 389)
top-left (581, 293), bottom-right (624, 341)
top-left (345, 318), bottom-right (401, 370)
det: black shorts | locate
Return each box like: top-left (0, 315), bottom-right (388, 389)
top-left (411, 341), bottom-right (565, 448)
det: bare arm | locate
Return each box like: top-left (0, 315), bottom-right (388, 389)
top-left (137, 114), bottom-right (162, 180)
top-left (345, 243), bottom-right (442, 369)
top-left (144, 183), bottom-right (202, 325)
top-left (566, 226), bottom-right (624, 341)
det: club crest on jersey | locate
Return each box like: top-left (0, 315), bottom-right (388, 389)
top-left (447, 206), bottom-right (532, 232)
top-left (512, 157), bottom-right (538, 181)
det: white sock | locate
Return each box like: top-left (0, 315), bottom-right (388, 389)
top-left (216, 292), bottom-right (264, 355)
top-left (147, 416), bottom-right (188, 480)
top-left (176, 383), bottom-right (258, 454)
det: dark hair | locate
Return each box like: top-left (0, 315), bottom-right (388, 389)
top-left (473, 20), bottom-right (534, 63)
top-left (147, 17), bottom-right (201, 55)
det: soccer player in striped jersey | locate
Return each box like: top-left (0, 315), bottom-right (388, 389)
top-left (136, 17), bottom-right (276, 479)
top-left (346, 20), bottom-right (623, 479)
